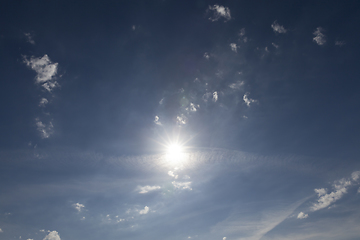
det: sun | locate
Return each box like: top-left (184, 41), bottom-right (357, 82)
top-left (166, 143), bottom-right (184, 164)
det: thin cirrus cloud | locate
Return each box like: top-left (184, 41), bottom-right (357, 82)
top-left (271, 20), bottom-right (287, 33)
top-left (23, 54), bottom-right (59, 92)
top-left (313, 27), bottom-right (326, 45)
top-left (137, 185), bottom-right (161, 194)
top-left (207, 5), bottom-right (231, 22)
top-left (172, 181), bottom-right (192, 190)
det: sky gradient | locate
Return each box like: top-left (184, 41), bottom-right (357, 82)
top-left (1, 1), bottom-right (360, 240)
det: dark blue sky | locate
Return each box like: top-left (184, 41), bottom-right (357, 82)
top-left (1, 1), bottom-right (360, 240)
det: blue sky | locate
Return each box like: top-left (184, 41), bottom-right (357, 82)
top-left (1, 1), bottom-right (360, 239)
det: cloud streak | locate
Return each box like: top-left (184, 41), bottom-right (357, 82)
top-left (313, 27), bottom-right (326, 45)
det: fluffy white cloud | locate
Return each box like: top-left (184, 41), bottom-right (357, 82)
top-left (208, 5), bottom-right (231, 22)
top-left (137, 185), bottom-right (161, 194)
top-left (243, 92), bottom-right (257, 107)
top-left (35, 118), bottom-right (54, 139)
top-left (0, 228), bottom-right (2, 232)
top-left (172, 181), bottom-right (192, 190)
top-left (230, 43), bottom-right (237, 53)
top-left (43, 231), bottom-right (61, 240)
top-left (271, 21), bottom-right (287, 33)
top-left (223, 237), bottom-right (227, 240)
top-left (72, 203), bottom-right (85, 212)
top-left (40, 230), bottom-right (45, 232)
top-left (297, 212), bottom-right (308, 219)
top-left (213, 91), bottom-right (218, 102)
top-left (23, 54), bottom-right (59, 92)
top-left (312, 178), bottom-right (352, 211)
top-left (313, 27), bottom-right (326, 45)
top-left (24, 33), bottom-right (35, 45)
top-left (204, 52), bottom-right (210, 59)
top-left (139, 206), bottom-right (149, 215)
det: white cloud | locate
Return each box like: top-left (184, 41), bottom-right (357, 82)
top-left (297, 212), bottom-right (309, 219)
top-left (0, 228), bottom-right (2, 232)
top-left (335, 40), bottom-right (346, 46)
top-left (243, 92), bottom-right (258, 107)
top-left (272, 42), bottom-right (279, 48)
top-left (24, 33), bottom-right (35, 45)
top-left (137, 185), bottom-right (161, 194)
top-left (189, 103), bottom-right (198, 112)
top-left (172, 181), bottom-right (192, 190)
top-left (311, 178), bottom-right (352, 211)
top-left (154, 116), bottom-right (162, 125)
top-left (40, 230), bottom-right (45, 232)
top-left (168, 171), bottom-right (178, 179)
top-left (204, 52), bottom-right (210, 60)
top-left (23, 54), bottom-right (59, 92)
top-left (229, 81), bottom-right (244, 90)
top-left (239, 28), bottom-right (245, 36)
top-left (39, 98), bottom-right (49, 107)
top-left (223, 237), bottom-right (227, 240)
top-left (208, 5), bottom-right (231, 22)
top-left (72, 203), bottom-right (85, 212)
top-left (351, 171), bottom-right (360, 181)
top-left (177, 114), bottom-right (187, 125)
top-left (35, 118), bottom-right (54, 139)
top-left (43, 231), bottom-right (61, 240)
top-left (213, 91), bottom-right (218, 102)
top-left (230, 43), bottom-right (237, 53)
top-left (271, 20), bottom-right (287, 33)
top-left (27, 239), bottom-right (34, 240)
top-left (139, 206), bottom-right (149, 215)
top-left (313, 27), bottom-right (326, 45)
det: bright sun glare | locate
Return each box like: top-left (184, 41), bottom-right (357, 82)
top-left (166, 144), bottom-right (184, 164)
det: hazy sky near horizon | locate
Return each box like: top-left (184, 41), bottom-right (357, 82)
top-left (1, 1), bottom-right (360, 240)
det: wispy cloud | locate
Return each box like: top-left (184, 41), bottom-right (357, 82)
top-left (23, 54), bottom-right (59, 92)
top-left (313, 27), bottom-right (326, 45)
top-left (229, 81), bottom-right (244, 90)
top-left (39, 98), bottom-right (49, 107)
top-left (172, 181), bottom-right (192, 190)
top-left (72, 203), bottom-right (85, 212)
top-left (43, 231), bottom-right (61, 240)
top-left (207, 5), bottom-right (231, 22)
top-left (139, 206), bottom-right (149, 215)
top-left (335, 40), bottom-right (346, 47)
top-left (272, 42), bottom-right (279, 48)
top-left (137, 185), bottom-right (161, 194)
top-left (243, 92), bottom-right (258, 107)
top-left (154, 116), bottom-right (162, 125)
top-left (35, 118), bottom-right (54, 139)
top-left (271, 21), bottom-right (287, 33)
top-left (24, 32), bottom-right (35, 45)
